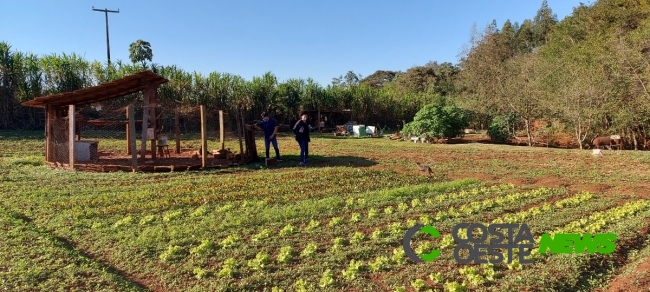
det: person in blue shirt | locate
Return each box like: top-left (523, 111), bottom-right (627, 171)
top-left (253, 112), bottom-right (282, 161)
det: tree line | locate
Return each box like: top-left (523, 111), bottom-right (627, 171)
top-left (454, 0), bottom-right (650, 148)
top-left (2, 0), bottom-right (650, 149)
top-left (0, 40), bottom-right (456, 132)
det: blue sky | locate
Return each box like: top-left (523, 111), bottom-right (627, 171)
top-left (3, 0), bottom-right (589, 86)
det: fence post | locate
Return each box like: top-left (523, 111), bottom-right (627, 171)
top-left (45, 105), bottom-right (51, 162)
top-left (126, 106), bottom-right (131, 155)
top-left (175, 108), bottom-right (181, 154)
top-left (68, 104), bottom-right (75, 170)
top-left (129, 105), bottom-right (137, 171)
top-left (200, 105), bottom-right (208, 168)
top-left (141, 91), bottom-right (149, 160)
top-left (236, 108), bottom-right (244, 164)
top-left (240, 109), bottom-right (246, 164)
top-left (150, 89), bottom-right (157, 160)
top-left (219, 110), bottom-right (224, 150)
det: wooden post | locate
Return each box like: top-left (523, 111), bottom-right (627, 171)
top-left (219, 110), bottom-right (225, 150)
top-left (126, 106), bottom-right (131, 155)
top-left (141, 87), bottom-right (149, 160)
top-left (240, 109), bottom-right (246, 164)
top-left (236, 108), bottom-right (244, 164)
top-left (200, 105), bottom-right (208, 168)
top-left (150, 87), bottom-right (157, 160)
top-left (45, 105), bottom-right (51, 162)
top-left (129, 105), bottom-right (137, 171)
top-left (175, 108), bottom-right (181, 154)
top-left (68, 104), bottom-right (75, 170)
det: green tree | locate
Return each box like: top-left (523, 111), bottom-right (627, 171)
top-left (532, 0), bottom-right (558, 46)
top-left (128, 39), bottom-right (153, 68)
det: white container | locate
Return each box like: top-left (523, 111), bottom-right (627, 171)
top-left (72, 141), bottom-right (98, 162)
top-left (353, 125), bottom-right (367, 137)
top-left (366, 126), bottom-right (376, 135)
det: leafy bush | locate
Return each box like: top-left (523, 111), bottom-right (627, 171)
top-left (402, 104), bottom-right (469, 139)
top-left (487, 113), bottom-right (516, 143)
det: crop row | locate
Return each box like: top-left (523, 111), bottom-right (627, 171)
top-left (388, 194), bottom-right (644, 292)
top-left (464, 199), bottom-right (650, 292)
top-left (528, 199), bottom-right (650, 261)
top-left (140, 186), bottom-right (558, 290)
top-left (46, 168), bottom-right (431, 213)
top-left (0, 207), bottom-right (142, 291)
top-left (99, 181), bottom-right (501, 236)
top-left (136, 184), bottom-right (530, 260)
top-left (487, 203), bottom-right (650, 291)
top-left (388, 191), bottom-right (599, 291)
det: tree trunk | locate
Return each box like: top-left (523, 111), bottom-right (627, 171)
top-left (524, 118), bottom-right (534, 146)
top-left (631, 128), bottom-right (638, 150)
top-left (576, 128), bottom-right (583, 150)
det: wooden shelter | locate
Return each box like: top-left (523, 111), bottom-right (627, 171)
top-left (300, 109), bottom-right (353, 132)
top-left (22, 70), bottom-right (169, 171)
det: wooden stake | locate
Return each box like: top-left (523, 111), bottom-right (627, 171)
top-left (236, 108), bottom-right (244, 164)
top-left (240, 109), bottom-right (246, 164)
top-left (126, 106), bottom-right (131, 155)
top-left (219, 110), bottom-right (225, 150)
top-left (45, 105), bottom-right (51, 162)
top-left (200, 105), bottom-right (208, 168)
top-left (175, 108), bottom-right (181, 154)
top-left (129, 105), bottom-right (137, 171)
top-left (150, 86), bottom-right (157, 160)
top-left (68, 104), bottom-right (75, 170)
top-left (141, 88), bottom-right (149, 160)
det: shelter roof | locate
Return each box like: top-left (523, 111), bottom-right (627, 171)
top-left (21, 70), bottom-right (168, 108)
top-left (302, 108), bottom-right (352, 113)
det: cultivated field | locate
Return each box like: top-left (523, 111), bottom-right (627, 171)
top-left (1, 131), bottom-right (650, 292)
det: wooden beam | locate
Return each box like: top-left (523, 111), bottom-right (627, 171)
top-left (150, 86), bottom-right (157, 160)
top-left (175, 108), bottom-right (180, 154)
top-left (126, 106), bottom-right (131, 155)
top-left (238, 108), bottom-right (245, 164)
top-left (219, 110), bottom-right (225, 150)
top-left (200, 105), bottom-right (208, 168)
top-left (45, 105), bottom-right (52, 162)
top-left (129, 105), bottom-right (137, 171)
top-left (68, 104), bottom-right (75, 170)
top-left (140, 87), bottom-right (149, 160)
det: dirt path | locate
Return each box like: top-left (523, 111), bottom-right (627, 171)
top-left (600, 258), bottom-right (650, 291)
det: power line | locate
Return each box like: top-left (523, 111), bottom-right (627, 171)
top-left (92, 7), bottom-right (119, 65)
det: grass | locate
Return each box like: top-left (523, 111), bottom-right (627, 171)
top-left (1, 129), bottom-right (650, 291)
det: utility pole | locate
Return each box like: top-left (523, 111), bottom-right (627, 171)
top-left (92, 7), bottom-right (119, 65)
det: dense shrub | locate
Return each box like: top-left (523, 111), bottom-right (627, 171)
top-left (487, 113), bottom-right (516, 142)
top-left (402, 104), bottom-right (469, 139)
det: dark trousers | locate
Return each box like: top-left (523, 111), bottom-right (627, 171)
top-left (298, 139), bottom-right (309, 163)
top-left (264, 136), bottom-right (280, 159)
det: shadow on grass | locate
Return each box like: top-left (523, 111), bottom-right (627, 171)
top-left (0, 130), bottom-right (43, 140)
top-left (411, 136), bottom-right (587, 150)
top-left (312, 135), bottom-right (385, 140)
top-left (240, 154), bottom-right (377, 170)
